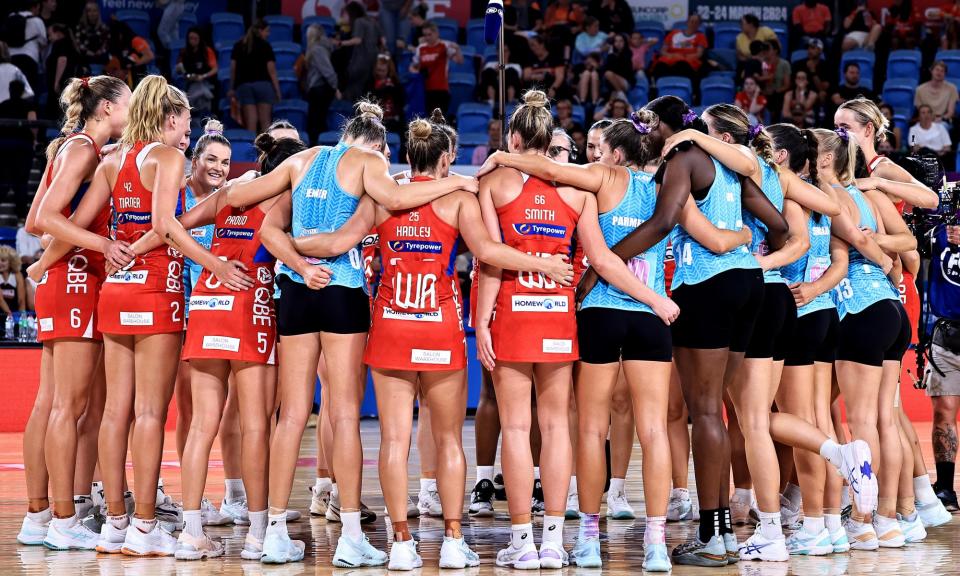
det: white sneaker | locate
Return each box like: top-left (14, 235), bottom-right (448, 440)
top-left (220, 498), bottom-right (249, 525)
top-left (154, 488), bottom-right (182, 533)
top-left (830, 526), bottom-right (851, 553)
top-left (844, 518), bottom-right (878, 551)
top-left (606, 489), bottom-right (636, 520)
top-left (261, 531), bottom-right (305, 564)
top-left (837, 440), bottom-right (878, 514)
top-left (898, 513), bottom-right (927, 543)
top-left (785, 527), bottom-right (833, 556)
top-left (388, 539), bottom-right (422, 570)
top-left (538, 540), bottom-right (569, 569)
top-left (121, 523), bottom-right (177, 556)
top-left (331, 533), bottom-right (387, 567)
top-left (174, 530), bottom-right (224, 560)
top-left (42, 517), bottom-right (99, 550)
top-left (17, 514), bottom-right (49, 546)
top-left (916, 498), bottom-right (953, 528)
top-left (731, 490), bottom-right (758, 525)
top-left (738, 527), bottom-right (789, 562)
top-left (873, 516), bottom-right (906, 548)
top-left (240, 533), bottom-right (263, 560)
top-left (439, 536), bottom-right (481, 568)
top-left (495, 542), bottom-right (540, 569)
top-left (417, 487), bottom-right (443, 517)
top-left (780, 495), bottom-right (801, 527)
top-left (667, 488), bottom-right (694, 522)
top-left (200, 498), bottom-right (232, 526)
top-left (284, 509), bottom-right (301, 522)
top-left (96, 521), bottom-right (127, 554)
top-left (407, 495), bottom-right (421, 519)
top-left (565, 490), bottom-right (579, 519)
top-left (310, 484), bottom-right (331, 516)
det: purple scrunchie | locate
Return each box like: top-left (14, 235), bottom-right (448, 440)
top-left (748, 123), bottom-right (764, 141)
top-left (834, 126), bottom-right (849, 141)
top-left (682, 110), bottom-right (698, 126)
top-left (630, 111), bottom-right (651, 134)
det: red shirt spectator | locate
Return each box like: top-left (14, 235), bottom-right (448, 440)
top-left (659, 26), bottom-right (708, 69)
top-left (792, 1), bottom-right (832, 36)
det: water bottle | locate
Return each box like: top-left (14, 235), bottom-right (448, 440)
top-left (4, 315), bottom-right (12, 340)
top-left (26, 315), bottom-right (36, 342)
top-left (17, 315), bottom-right (28, 342)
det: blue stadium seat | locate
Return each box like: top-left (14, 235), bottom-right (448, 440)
top-left (671, 22), bottom-right (706, 33)
top-left (457, 102), bottom-right (493, 133)
top-left (628, 83), bottom-right (649, 107)
top-left (386, 133), bottom-right (401, 157)
top-left (178, 13), bottom-right (197, 41)
top-left (264, 15), bottom-right (295, 44)
top-left (841, 50), bottom-right (875, 87)
top-left (790, 49), bottom-right (807, 63)
top-left (435, 18), bottom-right (460, 43)
top-left (706, 70), bottom-right (735, 82)
top-left (460, 132), bottom-right (488, 146)
top-left (302, 16), bottom-right (337, 44)
top-left (467, 19), bottom-right (485, 53)
top-left (712, 21), bottom-right (740, 51)
top-left (115, 10), bottom-right (151, 39)
top-left (274, 100), bottom-right (309, 131)
top-left (448, 73), bottom-right (477, 116)
top-left (217, 97), bottom-right (241, 129)
top-left (893, 114), bottom-right (909, 139)
top-left (710, 49), bottom-right (736, 70)
top-left (935, 49), bottom-right (960, 69)
top-left (272, 42), bottom-right (302, 71)
top-left (656, 76), bottom-right (693, 102)
top-left (634, 21), bottom-right (666, 50)
top-left (326, 100), bottom-right (355, 131)
top-left (167, 37), bottom-right (185, 77)
top-left (212, 13), bottom-right (245, 48)
top-left (278, 73), bottom-right (300, 99)
top-left (456, 144), bottom-right (476, 165)
top-left (882, 81), bottom-right (917, 118)
top-left (218, 46), bottom-right (232, 71)
top-left (317, 131), bottom-right (341, 145)
top-left (450, 52), bottom-right (475, 76)
top-left (886, 50), bottom-right (921, 80)
top-left (571, 104), bottom-right (585, 126)
top-left (217, 68), bottom-right (231, 94)
top-left (700, 76), bottom-right (735, 106)
top-left (224, 129), bottom-right (256, 143)
top-left (232, 141), bottom-right (258, 162)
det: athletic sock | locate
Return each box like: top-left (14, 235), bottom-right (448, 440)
top-left (578, 513), bottom-right (600, 540)
top-left (698, 509), bottom-right (719, 542)
top-left (819, 439), bottom-right (844, 469)
top-left (802, 516), bottom-right (825, 535)
top-left (758, 511), bottom-right (783, 539)
top-left (27, 508), bottom-right (52, 524)
top-left (542, 515), bottom-right (563, 544)
top-left (914, 474), bottom-right (938, 503)
top-left (266, 512), bottom-right (287, 537)
top-left (51, 515), bottom-right (78, 529)
top-left (644, 516), bottom-right (666, 545)
top-left (734, 487), bottom-right (752, 502)
top-left (568, 476), bottom-right (578, 494)
top-left (341, 510), bottom-right (362, 541)
top-left (825, 513), bottom-right (842, 533)
top-left (608, 477), bottom-right (625, 495)
top-left (511, 522), bottom-right (534, 549)
top-left (132, 517), bottom-right (157, 534)
top-left (874, 514), bottom-right (899, 534)
top-left (720, 507), bottom-right (732, 535)
top-left (477, 466), bottom-right (494, 483)
top-left (420, 478), bottom-right (436, 493)
top-left (671, 487), bottom-right (689, 499)
top-left (249, 509), bottom-right (267, 541)
top-left (935, 462), bottom-right (956, 492)
top-left (224, 479), bottom-right (246, 503)
top-left (314, 477), bottom-right (333, 492)
top-left (107, 514), bottom-right (129, 530)
top-left (183, 510), bottom-right (203, 538)
top-left (784, 483), bottom-right (802, 509)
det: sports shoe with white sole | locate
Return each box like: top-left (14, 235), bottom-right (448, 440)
top-left (495, 542), bottom-right (540, 569)
top-left (565, 490), bottom-right (579, 520)
top-left (830, 526), bottom-right (850, 553)
top-left (671, 535), bottom-right (727, 567)
top-left (873, 517), bottom-right (905, 548)
top-left (606, 489), bottom-right (636, 520)
top-left (240, 533), bottom-right (263, 560)
top-left (667, 488), bottom-right (694, 522)
top-left (42, 517), bottom-right (99, 550)
top-left (844, 519), bottom-right (878, 551)
top-left (643, 543), bottom-right (672, 572)
top-left (325, 493), bottom-right (377, 524)
top-left (220, 498), bottom-right (249, 525)
top-left (331, 533), bottom-right (387, 568)
top-left (309, 484), bottom-right (331, 517)
top-left (731, 491), bottom-right (758, 526)
top-left (916, 498), bottom-right (952, 528)
top-left (417, 487), bottom-right (443, 517)
top-left (439, 536), bottom-right (481, 568)
top-left (387, 539), bottom-right (422, 571)
top-left (174, 530), bottom-right (224, 560)
top-left (898, 513), bottom-right (927, 543)
top-left (200, 498), bottom-right (232, 526)
top-left (155, 489), bottom-right (182, 533)
top-left (780, 495), bottom-right (801, 527)
top-left (738, 527), bottom-right (789, 562)
top-left (121, 523), bottom-right (177, 556)
top-left (531, 480), bottom-right (545, 516)
top-left (261, 532), bottom-right (305, 564)
top-left (17, 514), bottom-right (49, 546)
top-left (468, 479), bottom-right (495, 517)
top-left (571, 537), bottom-right (601, 568)
top-left (836, 440), bottom-right (878, 515)
top-left (493, 473), bottom-right (507, 500)
top-left (538, 540), bottom-right (569, 568)
top-left (96, 521), bottom-right (127, 554)
top-left (723, 532), bottom-right (739, 564)
top-left (785, 528), bottom-right (833, 556)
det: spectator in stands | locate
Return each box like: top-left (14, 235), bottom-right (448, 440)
top-left (505, 0), bottom-right (544, 35)
top-left (0, 43), bottom-right (33, 103)
top-left (410, 20), bottom-right (462, 120)
top-left (574, 17), bottom-right (608, 62)
top-left (880, 102), bottom-right (902, 149)
top-left (592, 95), bottom-right (631, 121)
top-left (946, 0), bottom-right (960, 49)
top-left (577, 52), bottom-right (602, 106)
top-left (0, 245), bottom-right (25, 315)
top-left (757, 39), bottom-right (791, 122)
top-left (339, 2), bottom-right (383, 101)
top-left (649, 13), bottom-right (707, 81)
top-left (915, 60), bottom-right (958, 125)
top-left (883, 0), bottom-right (919, 50)
top-left (591, 0), bottom-right (633, 35)
top-left (841, 0), bottom-right (882, 52)
top-left (105, 19), bottom-right (153, 87)
top-left (44, 23), bottom-right (79, 119)
top-left (830, 62), bottom-right (874, 108)
top-left (629, 31), bottom-right (652, 84)
top-left (782, 69), bottom-right (817, 127)
top-left (471, 118), bottom-right (502, 165)
top-left (379, 0), bottom-right (411, 58)
top-left (736, 14), bottom-right (778, 63)
top-left (371, 54), bottom-right (403, 134)
top-left (480, 43), bottom-right (522, 104)
top-left (305, 24), bottom-right (340, 143)
top-left (569, 124), bottom-right (587, 164)
top-left (74, 1), bottom-right (109, 67)
top-left (909, 104), bottom-right (952, 164)
top-left (543, 0), bottom-right (585, 57)
top-left (230, 19), bottom-right (280, 134)
top-left (15, 223), bottom-right (41, 264)
top-left (5, 0), bottom-right (47, 97)
top-left (156, 0), bottom-right (185, 50)
top-left (176, 27), bottom-right (217, 117)
top-left (793, 38), bottom-right (830, 99)
top-left (523, 34), bottom-right (568, 100)
top-left (735, 75), bottom-right (767, 125)
top-left (0, 78), bottom-right (35, 219)
top-left (39, 0), bottom-right (55, 25)
top-left (554, 98), bottom-right (583, 133)
top-left (602, 33), bottom-right (634, 96)
top-left (792, 0), bottom-right (832, 47)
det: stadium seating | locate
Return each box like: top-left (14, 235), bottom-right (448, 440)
top-left (700, 76), bottom-right (735, 107)
top-left (882, 80), bottom-right (918, 118)
top-left (302, 16), bottom-right (337, 44)
top-left (264, 15), bottom-right (295, 43)
top-left (116, 10), bottom-right (151, 39)
top-left (272, 42), bottom-right (302, 71)
top-left (656, 76), bottom-right (693, 103)
top-left (457, 102), bottom-right (493, 133)
top-left (467, 19), bottom-right (485, 54)
top-left (712, 21), bottom-right (741, 51)
top-left (225, 129), bottom-right (256, 143)
top-left (167, 38), bottom-right (185, 77)
top-left (887, 50), bottom-right (922, 81)
top-left (326, 100), bottom-right (355, 132)
top-left (211, 13), bottom-right (245, 48)
top-left (274, 100), bottom-right (309, 131)
top-left (435, 18), bottom-right (460, 43)
top-left (178, 12), bottom-right (198, 41)
top-left (634, 21), bottom-right (666, 50)
top-left (762, 21), bottom-right (789, 51)
top-left (841, 50), bottom-right (875, 88)
top-left (278, 73), bottom-right (300, 99)
top-left (448, 73), bottom-right (477, 116)
top-left (232, 141), bottom-right (259, 162)
top-left (318, 131), bottom-right (341, 145)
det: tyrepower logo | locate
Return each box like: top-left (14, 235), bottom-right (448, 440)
top-left (511, 295), bottom-right (569, 312)
top-left (387, 240), bottom-right (442, 254)
top-left (189, 295), bottom-right (236, 312)
top-left (116, 212), bottom-right (152, 225)
top-left (106, 270), bottom-right (149, 284)
top-left (216, 227), bottom-right (255, 240)
top-left (512, 223), bottom-right (566, 238)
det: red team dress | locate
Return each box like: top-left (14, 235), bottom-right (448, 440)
top-left (182, 202), bottom-right (277, 364)
top-left (490, 174), bottom-right (579, 363)
top-left (35, 133), bottom-right (111, 341)
top-left (98, 142), bottom-right (186, 334)
top-left (364, 177), bottom-right (466, 371)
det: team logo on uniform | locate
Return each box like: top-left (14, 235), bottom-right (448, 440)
top-left (120, 311), bottom-right (154, 326)
top-left (189, 295), bottom-right (235, 312)
top-left (513, 223), bottom-right (566, 237)
top-left (202, 335), bottom-right (241, 352)
top-left (941, 245), bottom-right (960, 287)
top-left (387, 240), bottom-right (442, 254)
top-left (511, 295), bottom-right (569, 312)
top-left (382, 307), bottom-right (443, 322)
top-left (106, 270), bottom-right (149, 284)
top-left (543, 338), bottom-right (573, 354)
top-left (116, 211), bottom-right (152, 225)
top-left (411, 349), bottom-right (452, 364)
top-left (305, 188), bottom-right (328, 199)
top-left (258, 267), bottom-right (273, 284)
top-left (216, 227), bottom-right (255, 240)
top-left (362, 233), bottom-right (379, 247)
top-left (190, 228), bottom-right (207, 239)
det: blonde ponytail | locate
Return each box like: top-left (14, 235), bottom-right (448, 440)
top-left (46, 75), bottom-right (127, 162)
top-left (120, 75), bottom-right (190, 145)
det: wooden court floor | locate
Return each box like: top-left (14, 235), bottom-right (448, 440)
top-left (3, 420), bottom-right (960, 575)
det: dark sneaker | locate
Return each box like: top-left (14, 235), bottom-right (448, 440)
top-left (468, 479), bottom-right (495, 517)
top-left (936, 487), bottom-right (960, 512)
top-left (531, 479), bottom-right (545, 516)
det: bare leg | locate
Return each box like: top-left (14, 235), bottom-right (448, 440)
top-left (778, 364), bottom-right (824, 518)
top-left (533, 362), bottom-right (573, 515)
top-left (474, 367), bottom-right (500, 467)
top-left (372, 369), bottom-right (417, 534)
top-left (234, 362), bottom-right (274, 515)
top-left (174, 359), bottom-right (192, 460)
top-left (218, 376), bottom-right (243, 482)
top-left (575, 362), bottom-right (620, 514)
top-left (876, 359), bottom-right (903, 518)
top-left (417, 394), bottom-right (437, 479)
top-left (610, 367), bottom-right (635, 480)
top-left (493, 361), bottom-right (535, 521)
top-left (24, 344), bottom-right (54, 511)
top-left (667, 364), bottom-right (690, 490)
top-left (100, 335), bottom-right (136, 515)
top-left (75, 355), bottom-right (106, 494)
top-left (421, 370), bottom-right (469, 534)
top-left (180, 359), bottom-right (230, 511)
top-left (624, 360), bottom-right (672, 517)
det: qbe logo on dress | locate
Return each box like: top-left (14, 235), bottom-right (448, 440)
top-left (511, 295), bottom-right (569, 312)
top-left (106, 270), bottom-right (149, 284)
top-left (382, 307), bottom-right (443, 322)
top-left (189, 295), bottom-right (235, 312)
top-left (202, 335), bottom-right (241, 352)
top-left (410, 348), bottom-right (452, 365)
top-left (120, 312), bottom-right (154, 326)
top-left (542, 339), bottom-right (573, 354)
top-left (512, 223), bottom-right (566, 238)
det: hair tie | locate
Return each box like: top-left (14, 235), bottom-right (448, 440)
top-left (682, 110), bottom-right (698, 126)
top-left (834, 126), bottom-right (849, 142)
top-left (80, 77), bottom-right (90, 88)
top-left (205, 129), bottom-right (223, 136)
top-left (630, 111), bottom-right (651, 134)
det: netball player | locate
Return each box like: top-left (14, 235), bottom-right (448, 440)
top-left (223, 101), bottom-right (476, 565)
top-left (20, 76), bottom-right (131, 550)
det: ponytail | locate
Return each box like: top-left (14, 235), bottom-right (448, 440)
top-left (120, 75), bottom-right (190, 145)
top-left (46, 75), bottom-right (127, 162)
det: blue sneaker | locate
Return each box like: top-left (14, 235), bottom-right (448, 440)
top-left (261, 532), bottom-right (305, 564)
top-left (642, 543), bottom-right (671, 572)
top-left (332, 534), bottom-right (387, 568)
top-left (571, 537), bottom-right (602, 568)
top-left (831, 527), bottom-right (851, 553)
top-left (17, 515), bottom-right (49, 546)
top-left (785, 528), bottom-right (833, 556)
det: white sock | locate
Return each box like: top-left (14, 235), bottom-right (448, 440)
top-left (477, 466), bottom-right (494, 483)
top-left (758, 511), bottom-right (783, 540)
top-left (183, 509), bottom-right (203, 537)
top-left (224, 479), bottom-right (246, 503)
top-left (819, 439), bottom-right (844, 469)
top-left (609, 477), bottom-right (625, 496)
top-left (249, 509), bottom-right (267, 541)
top-left (734, 487), bottom-right (752, 502)
top-left (510, 522), bottom-right (533, 549)
top-left (27, 508), bottom-right (52, 524)
top-left (914, 474), bottom-right (938, 504)
top-left (51, 514), bottom-right (78, 528)
top-left (266, 512), bottom-right (287, 536)
top-left (314, 476), bottom-right (333, 491)
top-left (542, 515), bottom-right (563, 544)
top-left (330, 483), bottom-right (340, 504)
top-left (132, 517), bottom-right (157, 534)
top-left (875, 513), bottom-right (898, 530)
top-left (802, 515), bottom-right (825, 535)
top-left (420, 478), bottom-right (436, 492)
top-left (645, 516), bottom-right (666, 545)
top-left (534, 467), bottom-right (541, 480)
top-left (341, 510), bottom-right (362, 541)
top-left (671, 487), bottom-right (689, 499)
top-left (825, 513), bottom-right (842, 533)
top-left (568, 476), bottom-right (578, 494)
top-left (107, 514), bottom-right (129, 529)
top-left (784, 483), bottom-right (802, 508)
